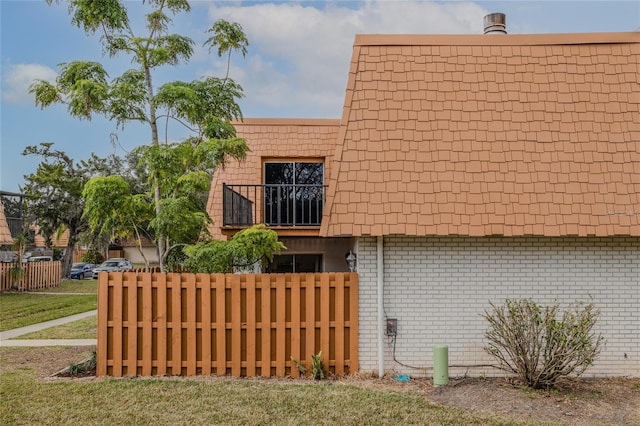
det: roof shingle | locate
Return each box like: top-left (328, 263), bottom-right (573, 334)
top-left (321, 32), bottom-right (640, 237)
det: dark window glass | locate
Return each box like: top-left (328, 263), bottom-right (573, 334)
top-left (264, 162), bottom-right (324, 226)
top-left (295, 163), bottom-right (323, 185)
top-left (265, 163), bottom-right (294, 185)
top-left (266, 254), bottom-right (323, 273)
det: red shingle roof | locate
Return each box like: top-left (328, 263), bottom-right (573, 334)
top-left (320, 32), bottom-right (640, 237)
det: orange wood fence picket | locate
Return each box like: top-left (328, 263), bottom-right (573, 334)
top-left (0, 261), bottom-right (62, 292)
top-left (97, 272), bottom-right (358, 378)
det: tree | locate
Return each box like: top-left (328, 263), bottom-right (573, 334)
top-left (21, 143), bottom-right (119, 277)
top-left (31, 0), bottom-right (250, 270)
top-left (82, 175), bottom-right (153, 266)
top-left (183, 225), bottom-right (285, 273)
top-left (83, 135), bottom-right (249, 268)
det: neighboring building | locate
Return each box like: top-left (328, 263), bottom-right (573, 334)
top-left (208, 23), bottom-right (639, 376)
top-left (120, 236), bottom-right (159, 265)
top-left (0, 190), bottom-right (24, 239)
top-left (0, 203), bottom-right (13, 246)
top-left (33, 228), bottom-right (70, 249)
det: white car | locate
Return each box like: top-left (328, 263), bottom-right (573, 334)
top-left (91, 259), bottom-right (133, 279)
top-left (25, 256), bottom-right (53, 262)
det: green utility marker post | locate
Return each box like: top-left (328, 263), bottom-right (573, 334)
top-left (433, 344), bottom-right (449, 387)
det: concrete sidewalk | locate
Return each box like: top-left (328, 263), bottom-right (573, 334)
top-left (0, 310), bottom-right (97, 347)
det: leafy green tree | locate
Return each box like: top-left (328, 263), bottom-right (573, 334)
top-left (21, 143), bottom-right (120, 277)
top-left (31, 0), bottom-right (250, 270)
top-left (83, 135), bottom-right (249, 268)
top-left (82, 175), bottom-right (154, 266)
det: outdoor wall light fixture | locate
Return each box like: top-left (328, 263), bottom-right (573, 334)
top-left (345, 250), bottom-right (357, 272)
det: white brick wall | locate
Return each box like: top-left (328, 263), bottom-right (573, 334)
top-left (357, 236), bottom-right (639, 377)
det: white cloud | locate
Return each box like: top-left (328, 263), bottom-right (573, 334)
top-left (1, 63), bottom-right (57, 105)
top-left (205, 1), bottom-right (488, 117)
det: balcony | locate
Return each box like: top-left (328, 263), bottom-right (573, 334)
top-left (6, 216), bottom-right (23, 238)
top-left (222, 183), bottom-right (327, 231)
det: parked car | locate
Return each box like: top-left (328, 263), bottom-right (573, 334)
top-left (70, 262), bottom-right (95, 279)
top-left (92, 258), bottom-right (133, 279)
top-left (25, 256), bottom-right (53, 262)
top-left (0, 251), bottom-right (18, 263)
top-left (109, 258), bottom-right (133, 268)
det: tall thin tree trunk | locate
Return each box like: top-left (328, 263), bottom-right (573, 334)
top-left (144, 64), bottom-right (165, 271)
top-left (62, 234), bottom-right (77, 279)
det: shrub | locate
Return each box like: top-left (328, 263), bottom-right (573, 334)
top-left (483, 299), bottom-right (603, 389)
top-left (52, 247), bottom-right (64, 261)
top-left (81, 249), bottom-right (103, 265)
top-left (165, 246), bottom-right (187, 272)
top-left (183, 225), bottom-right (285, 273)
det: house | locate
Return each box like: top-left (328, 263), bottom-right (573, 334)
top-left (0, 190), bottom-right (25, 241)
top-left (0, 203), bottom-right (13, 246)
top-left (117, 236), bottom-right (159, 266)
top-left (208, 18), bottom-right (639, 377)
top-left (33, 228), bottom-right (69, 251)
top-left (207, 118), bottom-right (354, 273)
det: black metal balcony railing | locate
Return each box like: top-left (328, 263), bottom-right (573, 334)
top-left (223, 183), bottom-right (327, 227)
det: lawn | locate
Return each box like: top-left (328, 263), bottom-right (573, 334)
top-left (39, 279), bottom-right (98, 294)
top-left (0, 280), bottom-right (97, 332)
top-left (18, 315), bottom-right (97, 340)
top-left (0, 368), bottom-right (523, 426)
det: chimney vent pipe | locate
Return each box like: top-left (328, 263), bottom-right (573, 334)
top-left (483, 13), bottom-right (507, 34)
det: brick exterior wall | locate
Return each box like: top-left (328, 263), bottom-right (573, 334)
top-left (357, 235), bottom-right (639, 377)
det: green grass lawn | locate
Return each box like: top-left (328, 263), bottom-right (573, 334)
top-left (0, 369), bottom-right (526, 426)
top-left (0, 280), bottom-right (97, 332)
top-left (18, 315), bottom-right (97, 339)
top-left (39, 279), bottom-right (98, 294)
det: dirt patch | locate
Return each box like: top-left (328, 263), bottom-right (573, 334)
top-left (428, 376), bottom-right (640, 425)
top-left (0, 346), bottom-right (96, 378)
top-left (1, 347), bottom-right (638, 425)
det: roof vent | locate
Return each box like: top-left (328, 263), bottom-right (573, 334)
top-left (483, 13), bottom-right (507, 34)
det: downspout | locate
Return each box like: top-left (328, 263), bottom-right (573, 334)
top-left (377, 235), bottom-right (384, 377)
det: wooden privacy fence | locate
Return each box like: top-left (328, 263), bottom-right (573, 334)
top-left (97, 272), bottom-right (358, 378)
top-left (0, 261), bottom-right (62, 292)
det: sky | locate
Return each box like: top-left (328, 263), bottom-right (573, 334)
top-left (1, 0), bottom-right (639, 193)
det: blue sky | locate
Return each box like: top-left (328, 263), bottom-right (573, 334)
top-left (1, 1), bottom-right (639, 192)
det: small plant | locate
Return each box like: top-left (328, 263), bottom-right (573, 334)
top-left (311, 351), bottom-right (325, 380)
top-left (290, 356), bottom-right (307, 376)
top-left (67, 361), bottom-right (85, 376)
top-left (483, 299), bottom-right (603, 389)
top-left (65, 351), bottom-right (97, 377)
top-left (8, 263), bottom-right (25, 291)
top-left (86, 350), bottom-right (97, 371)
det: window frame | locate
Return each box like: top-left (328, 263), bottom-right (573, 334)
top-left (262, 159), bottom-right (325, 226)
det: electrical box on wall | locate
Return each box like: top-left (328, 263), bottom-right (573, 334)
top-left (386, 318), bottom-right (397, 336)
